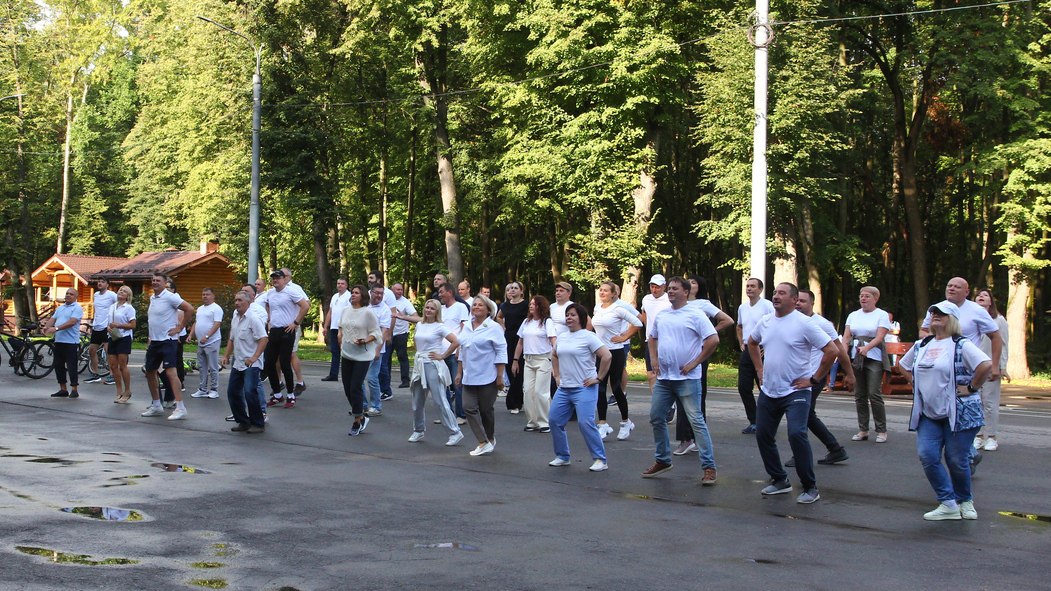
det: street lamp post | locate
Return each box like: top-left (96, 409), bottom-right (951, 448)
top-left (750, 2), bottom-right (770, 289)
top-left (196, 16), bottom-right (262, 284)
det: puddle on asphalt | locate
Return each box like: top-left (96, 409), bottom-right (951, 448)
top-left (192, 561), bottom-right (225, 569)
top-left (61, 506), bottom-right (146, 522)
top-left (413, 542), bottom-right (480, 551)
top-left (16, 545), bottom-right (139, 566)
top-left (103, 475), bottom-right (150, 488)
top-left (212, 543), bottom-right (239, 558)
top-left (189, 579), bottom-right (228, 588)
top-left (37, 437), bottom-right (47, 441)
top-left (151, 463), bottom-right (210, 474)
top-left (999, 511), bottom-right (1051, 523)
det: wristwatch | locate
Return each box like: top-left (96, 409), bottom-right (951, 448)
top-left (966, 383), bottom-right (980, 394)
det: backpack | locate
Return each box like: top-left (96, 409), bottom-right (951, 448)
top-left (915, 335), bottom-right (983, 431)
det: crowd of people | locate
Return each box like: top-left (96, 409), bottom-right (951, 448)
top-left (38, 270), bottom-right (1010, 520)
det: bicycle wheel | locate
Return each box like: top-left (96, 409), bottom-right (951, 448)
top-left (78, 342), bottom-right (90, 374)
top-left (8, 338), bottom-right (26, 376)
top-left (25, 341), bottom-right (55, 379)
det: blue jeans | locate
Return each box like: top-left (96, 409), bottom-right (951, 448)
top-left (380, 344), bottom-right (394, 396)
top-left (363, 356), bottom-right (383, 410)
top-left (916, 415), bottom-right (978, 504)
top-left (444, 353), bottom-right (464, 418)
top-left (327, 329), bottom-right (340, 378)
top-left (650, 379), bottom-right (715, 469)
top-left (756, 390), bottom-right (815, 489)
top-left (227, 367), bottom-right (265, 427)
top-left (550, 385), bottom-right (605, 462)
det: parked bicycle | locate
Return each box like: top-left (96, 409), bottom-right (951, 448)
top-left (0, 322), bottom-right (55, 379)
top-left (77, 324), bottom-right (110, 377)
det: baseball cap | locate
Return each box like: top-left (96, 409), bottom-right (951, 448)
top-left (649, 274), bottom-right (666, 286)
top-left (928, 300), bottom-right (960, 319)
top-left (555, 281), bottom-right (572, 292)
top-left (269, 269), bottom-right (286, 279)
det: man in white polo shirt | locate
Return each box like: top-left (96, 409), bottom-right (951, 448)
top-left (748, 282), bottom-right (838, 504)
top-left (141, 273), bottom-right (196, 420)
top-left (440, 282), bottom-right (470, 420)
top-left (264, 269), bottom-right (309, 409)
top-left (322, 278), bottom-right (351, 382)
top-left (189, 287), bottom-right (223, 399)
top-left (223, 290), bottom-right (268, 433)
top-left (736, 277), bottom-right (774, 434)
top-left (87, 278), bottom-right (117, 384)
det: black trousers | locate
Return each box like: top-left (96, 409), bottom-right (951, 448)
top-left (54, 342), bottom-right (79, 387)
top-left (265, 327), bottom-right (296, 395)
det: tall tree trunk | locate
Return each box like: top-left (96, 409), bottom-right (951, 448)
top-left (622, 129), bottom-right (660, 307)
top-left (403, 121), bottom-right (417, 285)
top-left (773, 235), bottom-right (797, 286)
top-left (4, 76), bottom-right (35, 324)
top-left (1005, 234), bottom-right (1032, 380)
top-left (378, 145), bottom-right (389, 277)
top-left (798, 201), bottom-right (823, 312)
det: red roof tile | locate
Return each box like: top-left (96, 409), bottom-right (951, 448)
top-left (95, 251), bottom-right (229, 280)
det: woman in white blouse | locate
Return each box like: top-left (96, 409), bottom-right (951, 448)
top-left (974, 288), bottom-right (1009, 451)
top-left (588, 282), bottom-right (642, 440)
top-left (512, 295), bottom-right (557, 433)
top-left (405, 299), bottom-right (464, 446)
top-left (841, 286), bottom-right (892, 443)
top-left (339, 285), bottom-right (383, 436)
top-left (107, 285), bottom-right (137, 404)
top-left (456, 295), bottom-right (507, 456)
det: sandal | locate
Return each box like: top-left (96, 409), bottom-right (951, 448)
top-left (851, 432), bottom-right (869, 441)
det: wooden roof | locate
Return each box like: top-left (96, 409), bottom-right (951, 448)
top-left (31, 254), bottom-right (130, 285)
top-left (93, 250), bottom-right (232, 281)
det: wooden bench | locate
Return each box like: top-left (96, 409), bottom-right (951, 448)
top-left (882, 341), bottom-right (914, 396)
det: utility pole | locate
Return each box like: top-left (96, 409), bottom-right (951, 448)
top-left (750, 2), bottom-right (771, 288)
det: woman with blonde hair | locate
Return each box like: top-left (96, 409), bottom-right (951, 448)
top-left (404, 298), bottom-right (464, 446)
top-left (456, 295), bottom-right (507, 456)
top-left (108, 285), bottom-right (137, 403)
top-left (842, 286), bottom-right (892, 442)
top-left (974, 288), bottom-right (1009, 451)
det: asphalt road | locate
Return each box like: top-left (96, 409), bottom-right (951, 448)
top-left (2, 355), bottom-right (1050, 590)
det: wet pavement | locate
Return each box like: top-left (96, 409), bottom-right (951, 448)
top-left (2, 354), bottom-right (1050, 589)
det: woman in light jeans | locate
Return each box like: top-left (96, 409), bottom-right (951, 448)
top-left (404, 299), bottom-right (464, 446)
top-left (974, 288), bottom-right (1009, 451)
top-left (512, 295), bottom-right (556, 433)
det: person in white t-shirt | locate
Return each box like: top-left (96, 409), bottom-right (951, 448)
top-left (222, 290), bottom-right (269, 433)
top-left (549, 281), bottom-right (574, 337)
top-left (439, 283), bottom-right (470, 420)
top-left (364, 284), bottom-right (393, 415)
top-left (140, 273), bottom-right (195, 421)
top-left (590, 281), bottom-right (643, 440)
top-left (322, 278), bottom-right (351, 382)
top-left (641, 277), bottom-right (720, 484)
top-left (749, 282), bottom-right (838, 504)
top-left (188, 287), bottom-right (224, 399)
top-left (107, 285), bottom-right (137, 404)
top-left (87, 278), bottom-right (118, 383)
top-left (264, 269), bottom-right (309, 408)
top-left (639, 274), bottom-right (672, 392)
top-left (736, 277), bottom-right (774, 434)
top-left (402, 298), bottom-right (463, 446)
top-left (368, 271), bottom-right (399, 398)
top-left (974, 288), bottom-right (1009, 451)
top-left (513, 295), bottom-right (558, 432)
top-left (899, 300), bottom-right (992, 521)
top-left (841, 285), bottom-right (893, 442)
top-left (389, 282), bottom-right (417, 389)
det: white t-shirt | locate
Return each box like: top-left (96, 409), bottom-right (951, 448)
top-left (688, 298), bottom-right (721, 320)
top-left (737, 297), bottom-right (774, 344)
top-left (641, 293), bottom-right (672, 340)
top-left (382, 287), bottom-right (396, 307)
top-left (442, 301), bottom-right (470, 335)
top-left (368, 302), bottom-right (393, 354)
top-left (752, 310), bottom-right (832, 398)
top-left (414, 322), bottom-right (451, 354)
top-left (806, 314), bottom-right (840, 375)
top-left (92, 290), bottom-right (117, 331)
top-left (651, 305), bottom-right (717, 381)
top-left (109, 302), bottom-right (136, 340)
top-left (391, 296), bottom-right (417, 336)
top-left (328, 290), bottom-right (352, 330)
top-left (900, 337), bottom-right (989, 420)
top-left (845, 307), bottom-right (893, 361)
top-left (267, 283), bottom-right (308, 328)
top-left (148, 290), bottom-right (185, 342)
top-left (592, 302), bottom-right (643, 349)
top-left (550, 300), bottom-right (573, 336)
top-left (248, 301), bottom-right (268, 326)
top-left (230, 310), bottom-right (268, 370)
top-left (921, 299), bottom-right (999, 347)
top-left (458, 318), bottom-right (507, 385)
top-left (517, 318), bottom-right (556, 355)
top-left (554, 328), bottom-right (605, 389)
top-left (194, 302), bottom-right (224, 346)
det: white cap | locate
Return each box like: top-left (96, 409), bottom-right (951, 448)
top-left (928, 300), bottom-right (961, 319)
top-left (649, 274), bottom-right (666, 286)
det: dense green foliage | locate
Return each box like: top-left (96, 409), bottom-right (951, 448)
top-left (1, 0), bottom-right (1049, 368)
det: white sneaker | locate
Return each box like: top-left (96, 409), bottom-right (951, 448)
top-left (469, 442), bottom-right (494, 456)
top-left (408, 431), bottom-right (425, 443)
top-left (973, 436), bottom-right (984, 450)
top-left (206, 390), bottom-right (219, 399)
top-left (598, 423), bottom-right (612, 440)
top-left (548, 457), bottom-right (571, 467)
top-left (446, 432), bottom-right (464, 446)
top-left (140, 405), bottom-right (164, 417)
top-left (960, 500), bottom-right (978, 520)
top-left (191, 390), bottom-right (208, 398)
top-left (167, 408), bottom-right (187, 420)
top-left (923, 503), bottom-right (962, 521)
top-left (617, 419), bottom-right (634, 440)
top-left (983, 438), bottom-right (998, 451)
top-left (589, 459), bottom-right (608, 472)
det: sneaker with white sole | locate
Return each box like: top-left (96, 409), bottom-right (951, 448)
top-left (191, 390), bottom-right (209, 398)
top-left (797, 488), bottom-right (820, 504)
top-left (469, 442), bottom-right (494, 456)
top-left (673, 440), bottom-right (695, 456)
top-left (206, 390), bottom-right (219, 399)
top-left (924, 503), bottom-right (962, 520)
top-left (960, 500), bottom-right (978, 520)
top-left (973, 436), bottom-right (985, 449)
top-left (589, 459), bottom-right (608, 472)
top-left (983, 438), bottom-right (998, 451)
top-left (548, 457), bottom-right (571, 467)
top-left (167, 408), bottom-right (187, 420)
top-left (141, 405), bottom-right (165, 417)
top-left (761, 480), bottom-right (792, 496)
top-left (408, 431), bottom-right (425, 443)
top-left (446, 432), bottom-right (464, 446)
top-left (617, 419), bottom-right (634, 440)
top-left (598, 423), bottom-right (613, 440)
